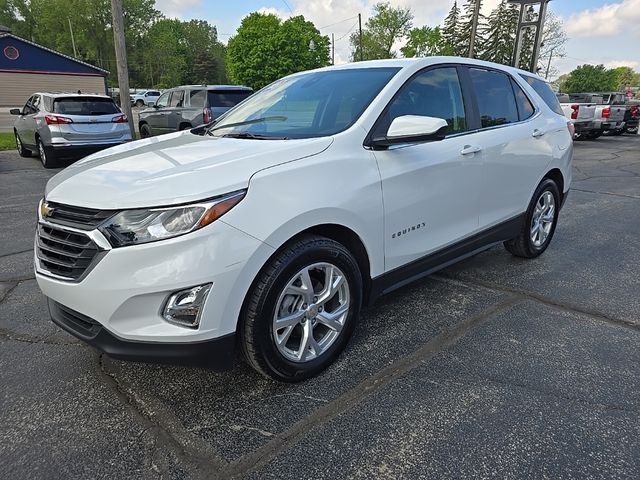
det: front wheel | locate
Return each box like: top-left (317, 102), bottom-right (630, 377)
top-left (239, 235), bottom-right (362, 382)
top-left (135, 99), bottom-right (144, 107)
top-left (504, 178), bottom-right (560, 258)
top-left (15, 132), bottom-right (32, 157)
top-left (139, 123), bottom-right (152, 138)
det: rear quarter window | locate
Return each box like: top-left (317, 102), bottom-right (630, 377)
top-left (53, 97), bottom-right (120, 115)
top-left (520, 74), bottom-right (564, 116)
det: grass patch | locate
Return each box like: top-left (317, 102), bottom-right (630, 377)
top-left (0, 132), bottom-right (15, 151)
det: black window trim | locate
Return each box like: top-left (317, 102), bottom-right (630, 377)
top-left (364, 63), bottom-right (476, 149)
top-left (509, 76), bottom-right (535, 122)
top-left (463, 65), bottom-right (541, 133)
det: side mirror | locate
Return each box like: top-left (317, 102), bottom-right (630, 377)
top-left (10, 108), bottom-right (22, 115)
top-left (371, 115), bottom-right (449, 149)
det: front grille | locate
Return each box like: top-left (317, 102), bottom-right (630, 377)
top-left (36, 223), bottom-right (101, 280)
top-left (45, 201), bottom-right (114, 230)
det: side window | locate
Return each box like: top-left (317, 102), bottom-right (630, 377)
top-left (156, 91), bottom-right (171, 108)
top-left (469, 68), bottom-right (518, 128)
top-left (23, 96), bottom-right (35, 114)
top-left (189, 89), bottom-right (206, 108)
top-left (170, 90), bottom-right (184, 107)
top-left (378, 67), bottom-right (467, 136)
top-left (511, 79), bottom-right (535, 121)
top-left (520, 74), bottom-right (564, 116)
top-left (32, 95), bottom-right (41, 111)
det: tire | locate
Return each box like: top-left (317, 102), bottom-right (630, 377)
top-left (135, 99), bottom-right (144, 107)
top-left (586, 131), bottom-right (602, 139)
top-left (239, 235), bottom-right (362, 382)
top-left (139, 123), bottom-right (152, 138)
top-left (504, 178), bottom-right (560, 259)
top-left (15, 132), bottom-right (32, 157)
top-left (37, 138), bottom-right (58, 169)
top-left (179, 123), bottom-right (192, 131)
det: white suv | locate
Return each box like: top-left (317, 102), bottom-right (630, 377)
top-left (35, 58), bottom-right (572, 381)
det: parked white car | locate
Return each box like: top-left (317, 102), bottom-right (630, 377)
top-left (130, 90), bottom-right (161, 107)
top-left (35, 58), bottom-right (572, 381)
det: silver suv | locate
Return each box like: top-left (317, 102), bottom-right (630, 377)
top-left (11, 93), bottom-right (132, 168)
top-left (138, 85), bottom-right (252, 137)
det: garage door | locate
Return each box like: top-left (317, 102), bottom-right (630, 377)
top-left (0, 72), bottom-right (106, 106)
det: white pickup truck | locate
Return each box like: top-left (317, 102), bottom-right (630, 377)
top-left (558, 93), bottom-right (626, 139)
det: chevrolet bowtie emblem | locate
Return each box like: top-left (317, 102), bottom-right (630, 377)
top-left (41, 201), bottom-right (54, 218)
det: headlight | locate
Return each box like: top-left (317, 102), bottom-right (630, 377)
top-left (100, 190), bottom-right (245, 247)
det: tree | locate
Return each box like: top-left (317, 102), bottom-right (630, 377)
top-left (479, 0), bottom-right (519, 65)
top-left (537, 11), bottom-right (567, 79)
top-left (441, 1), bottom-right (465, 56)
top-left (458, 0), bottom-right (485, 58)
top-left (401, 26), bottom-right (451, 57)
top-left (227, 13), bottom-right (329, 90)
top-left (610, 66), bottom-right (640, 90)
top-left (349, 2), bottom-right (413, 61)
top-left (562, 65), bottom-right (618, 93)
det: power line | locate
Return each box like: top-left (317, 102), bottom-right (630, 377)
top-left (318, 16), bottom-right (358, 30)
top-left (280, 0), bottom-right (293, 14)
top-left (335, 21), bottom-right (358, 42)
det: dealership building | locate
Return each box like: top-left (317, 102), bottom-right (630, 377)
top-left (0, 25), bottom-right (108, 106)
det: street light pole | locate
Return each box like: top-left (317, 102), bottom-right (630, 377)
top-left (110, 0), bottom-right (135, 138)
top-left (358, 13), bottom-right (363, 61)
top-left (545, 46), bottom-right (555, 79)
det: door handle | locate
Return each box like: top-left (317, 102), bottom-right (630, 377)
top-left (532, 129), bottom-right (546, 138)
top-left (460, 145), bottom-right (482, 155)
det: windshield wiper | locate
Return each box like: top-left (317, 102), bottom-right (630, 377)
top-left (221, 132), bottom-right (289, 140)
top-left (207, 115), bottom-right (287, 135)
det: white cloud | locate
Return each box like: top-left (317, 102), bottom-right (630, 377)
top-left (155, 0), bottom-right (203, 19)
top-left (564, 0), bottom-right (640, 37)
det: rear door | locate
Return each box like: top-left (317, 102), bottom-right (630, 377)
top-left (166, 89), bottom-right (185, 131)
top-left (464, 67), bottom-right (555, 228)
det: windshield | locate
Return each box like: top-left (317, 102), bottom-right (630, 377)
top-left (207, 67), bottom-right (400, 139)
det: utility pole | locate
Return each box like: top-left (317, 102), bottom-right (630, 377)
top-left (110, 0), bottom-right (135, 138)
top-left (358, 13), bottom-right (363, 61)
top-left (331, 33), bottom-right (335, 65)
top-left (544, 46), bottom-right (555, 79)
top-left (68, 18), bottom-right (77, 58)
top-left (468, 0), bottom-right (481, 58)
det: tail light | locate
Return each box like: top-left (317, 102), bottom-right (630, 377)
top-left (567, 121), bottom-right (575, 139)
top-left (203, 108), bottom-right (212, 124)
top-left (44, 115), bottom-right (73, 125)
top-left (631, 106), bottom-right (639, 118)
top-left (570, 104), bottom-right (579, 120)
top-left (602, 107), bottom-right (610, 119)
top-left (112, 114), bottom-right (128, 123)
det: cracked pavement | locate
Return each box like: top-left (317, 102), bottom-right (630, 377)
top-left (1, 136), bottom-right (639, 479)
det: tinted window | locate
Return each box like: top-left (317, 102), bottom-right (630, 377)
top-left (208, 68), bottom-right (400, 139)
top-left (189, 89), bottom-right (207, 108)
top-left (470, 68), bottom-right (518, 128)
top-left (207, 91), bottom-right (252, 108)
top-left (23, 96), bottom-right (36, 114)
top-left (147, 91), bottom-right (160, 96)
top-left (156, 92), bottom-right (171, 108)
top-left (170, 90), bottom-right (184, 107)
top-left (53, 97), bottom-right (119, 115)
top-left (378, 67), bottom-right (467, 136)
top-left (521, 74), bottom-right (564, 115)
top-left (511, 79), bottom-right (535, 121)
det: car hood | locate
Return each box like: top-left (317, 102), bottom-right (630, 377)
top-left (45, 131), bottom-right (333, 209)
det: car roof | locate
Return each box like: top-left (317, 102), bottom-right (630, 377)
top-left (34, 92), bottom-right (113, 99)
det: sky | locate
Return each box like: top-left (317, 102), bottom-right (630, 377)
top-left (155, 0), bottom-right (640, 77)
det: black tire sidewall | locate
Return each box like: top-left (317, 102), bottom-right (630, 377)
top-left (247, 239), bottom-right (362, 381)
top-left (140, 124), bottom-right (151, 138)
top-left (525, 179), bottom-right (560, 256)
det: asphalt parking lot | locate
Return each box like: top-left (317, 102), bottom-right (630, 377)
top-left (1, 136), bottom-right (639, 479)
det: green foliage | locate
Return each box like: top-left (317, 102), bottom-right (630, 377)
top-left (0, 132), bottom-right (16, 151)
top-left (478, 0), bottom-right (519, 65)
top-left (350, 2), bottom-right (413, 61)
top-left (458, 0), bottom-right (484, 57)
top-left (400, 26), bottom-right (451, 58)
top-left (0, 0), bottom-right (225, 88)
top-left (227, 13), bottom-right (329, 90)
top-left (610, 67), bottom-right (640, 90)
top-left (441, 1), bottom-right (465, 56)
top-left (562, 65), bottom-right (618, 93)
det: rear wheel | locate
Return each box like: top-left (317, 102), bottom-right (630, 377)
top-left (240, 235), bottom-right (362, 382)
top-left (37, 138), bottom-right (58, 169)
top-left (504, 178), bottom-right (560, 259)
top-left (15, 132), bottom-right (31, 157)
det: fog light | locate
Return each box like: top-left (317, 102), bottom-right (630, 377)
top-left (162, 284), bottom-right (212, 328)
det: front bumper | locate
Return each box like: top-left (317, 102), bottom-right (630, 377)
top-left (49, 299), bottom-right (235, 369)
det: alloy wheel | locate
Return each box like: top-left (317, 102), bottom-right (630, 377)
top-left (272, 262), bottom-right (350, 363)
top-left (530, 191), bottom-right (555, 248)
